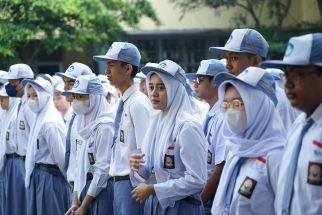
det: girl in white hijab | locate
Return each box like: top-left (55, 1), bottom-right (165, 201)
top-left (211, 67), bottom-right (285, 215)
top-left (129, 60), bottom-right (207, 215)
top-left (64, 75), bottom-right (114, 215)
top-left (23, 76), bottom-right (70, 215)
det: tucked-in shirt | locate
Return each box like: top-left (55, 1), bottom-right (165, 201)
top-left (35, 122), bottom-right (66, 172)
top-left (109, 85), bottom-right (150, 176)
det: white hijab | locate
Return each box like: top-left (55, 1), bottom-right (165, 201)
top-left (0, 95), bottom-right (20, 170)
top-left (74, 94), bottom-right (114, 198)
top-left (212, 81), bottom-right (285, 214)
top-left (25, 83), bottom-right (66, 187)
top-left (143, 72), bottom-right (200, 182)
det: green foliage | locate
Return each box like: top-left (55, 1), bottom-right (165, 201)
top-left (0, 0), bottom-right (159, 69)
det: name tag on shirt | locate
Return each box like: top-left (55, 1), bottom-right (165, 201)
top-left (6, 132), bottom-right (9, 141)
top-left (37, 139), bottom-right (39, 150)
top-left (88, 153), bottom-right (95, 165)
top-left (207, 150), bottom-right (212, 164)
top-left (307, 161), bottom-right (322, 185)
top-left (238, 176), bottom-right (257, 199)
top-left (19, 120), bottom-right (25, 130)
top-left (120, 130), bottom-right (125, 143)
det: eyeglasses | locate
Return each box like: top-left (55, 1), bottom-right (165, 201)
top-left (72, 94), bottom-right (89, 101)
top-left (221, 99), bottom-right (244, 112)
top-left (284, 67), bottom-right (321, 84)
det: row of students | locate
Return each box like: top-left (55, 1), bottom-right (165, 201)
top-left (0, 30), bottom-right (321, 215)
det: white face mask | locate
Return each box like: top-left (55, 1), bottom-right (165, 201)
top-left (72, 99), bottom-right (91, 115)
top-left (28, 99), bottom-right (40, 113)
top-left (223, 108), bottom-right (247, 133)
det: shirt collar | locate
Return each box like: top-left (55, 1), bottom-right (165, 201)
top-left (207, 101), bottom-right (221, 117)
top-left (309, 103), bottom-right (322, 125)
top-left (121, 84), bottom-right (137, 102)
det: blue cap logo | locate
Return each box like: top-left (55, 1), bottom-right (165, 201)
top-left (285, 43), bottom-right (294, 57)
top-left (73, 80), bottom-right (80, 88)
top-left (68, 65), bottom-right (75, 72)
top-left (159, 62), bottom-right (167, 69)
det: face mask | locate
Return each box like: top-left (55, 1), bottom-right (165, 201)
top-left (5, 83), bottom-right (18, 97)
top-left (72, 99), bottom-right (91, 115)
top-left (223, 108), bottom-right (247, 133)
top-left (28, 99), bottom-right (40, 113)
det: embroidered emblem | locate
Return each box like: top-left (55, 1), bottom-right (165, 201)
top-left (19, 120), bottom-right (25, 130)
top-left (88, 153), bottom-right (95, 165)
top-left (238, 176), bottom-right (257, 199)
top-left (307, 161), bottom-right (322, 185)
top-left (120, 130), bottom-right (125, 143)
top-left (207, 150), bottom-right (212, 164)
top-left (164, 154), bottom-right (175, 169)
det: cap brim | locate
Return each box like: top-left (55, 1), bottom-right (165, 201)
top-left (22, 79), bottom-right (43, 91)
top-left (93, 54), bottom-right (117, 62)
top-left (141, 66), bottom-right (169, 77)
top-left (136, 72), bottom-right (146, 79)
top-left (186, 73), bottom-right (197, 81)
top-left (61, 90), bottom-right (90, 96)
top-left (260, 60), bottom-right (310, 69)
top-left (209, 46), bottom-right (244, 55)
top-left (55, 72), bottom-right (77, 80)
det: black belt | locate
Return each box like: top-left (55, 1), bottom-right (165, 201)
top-left (113, 175), bottom-right (130, 182)
top-left (35, 163), bottom-right (59, 170)
top-left (6, 153), bottom-right (25, 160)
top-left (182, 195), bottom-right (202, 206)
top-left (87, 173), bottom-right (93, 181)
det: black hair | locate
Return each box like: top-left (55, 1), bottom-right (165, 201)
top-left (120, 61), bottom-right (139, 78)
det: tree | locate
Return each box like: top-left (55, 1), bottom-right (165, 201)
top-left (0, 0), bottom-right (160, 69)
top-left (170, 0), bottom-right (291, 31)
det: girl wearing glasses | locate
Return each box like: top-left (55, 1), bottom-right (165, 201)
top-left (211, 67), bottom-right (285, 215)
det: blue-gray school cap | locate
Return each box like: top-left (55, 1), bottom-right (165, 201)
top-left (4, 64), bottom-right (34, 80)
top-left (261, 33), bottom-right (322, 68)
top-left (209, 29), bottom-right (269, 58)
top-left (55, 62), bottom-right (93, 80)
top-left (215, 66), bottom-right (277, 106)
top-left (141, 59), bottom-right (186, 85)
top-left (93, 42), bottom-right (141, 67)
top-left (196, 59), bottom-right (228, 77)
top-left (62, 75), bottom-right (105, 96)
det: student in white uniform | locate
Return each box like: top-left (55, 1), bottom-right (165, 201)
top-left (209, 28), bottom-right (299, 132)
top-left (64, 75), bottom-right (114, 215)
top-left (93, 42), bottom-right (150, 215)
top-left (2, 64), bottom-right (34, 215)
top-left (195, 59), bottom-right (228, 215)
top-left (0, 70), bottom-right (7, 215)
top-left (53, 77), bottom-right (72, 123)
top-left (262, 33), bottom-right (322, 215)
top-left (0, 82), bottom-right (20, 214)
top-left (129, 60), bottom-right (207, 215)
top-left (23, 76), bottom-right (70, 215)
top-left (211, 67), bottom-right (285, 215)
top-left (55, 62), bottom-right (93, 192)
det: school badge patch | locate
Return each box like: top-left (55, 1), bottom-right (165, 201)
top-left (164, 154), bottom-right (175, 169)
top-left (307, 161), bottom-right (322, 185)
top-left (238, 176), bottom-right (257, 199)
top-left (19, 120), bottom-right (25, 130)
top-left (88, 153), bottom-right (95, 165)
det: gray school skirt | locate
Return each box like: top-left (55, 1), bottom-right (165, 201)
top-left (26, 163), bottom-right (71, 215)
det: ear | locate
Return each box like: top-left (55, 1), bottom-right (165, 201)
top-left (252, 56), bottom-right (262, 67)
top-left (124, 64), bottom-right (133, 77)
